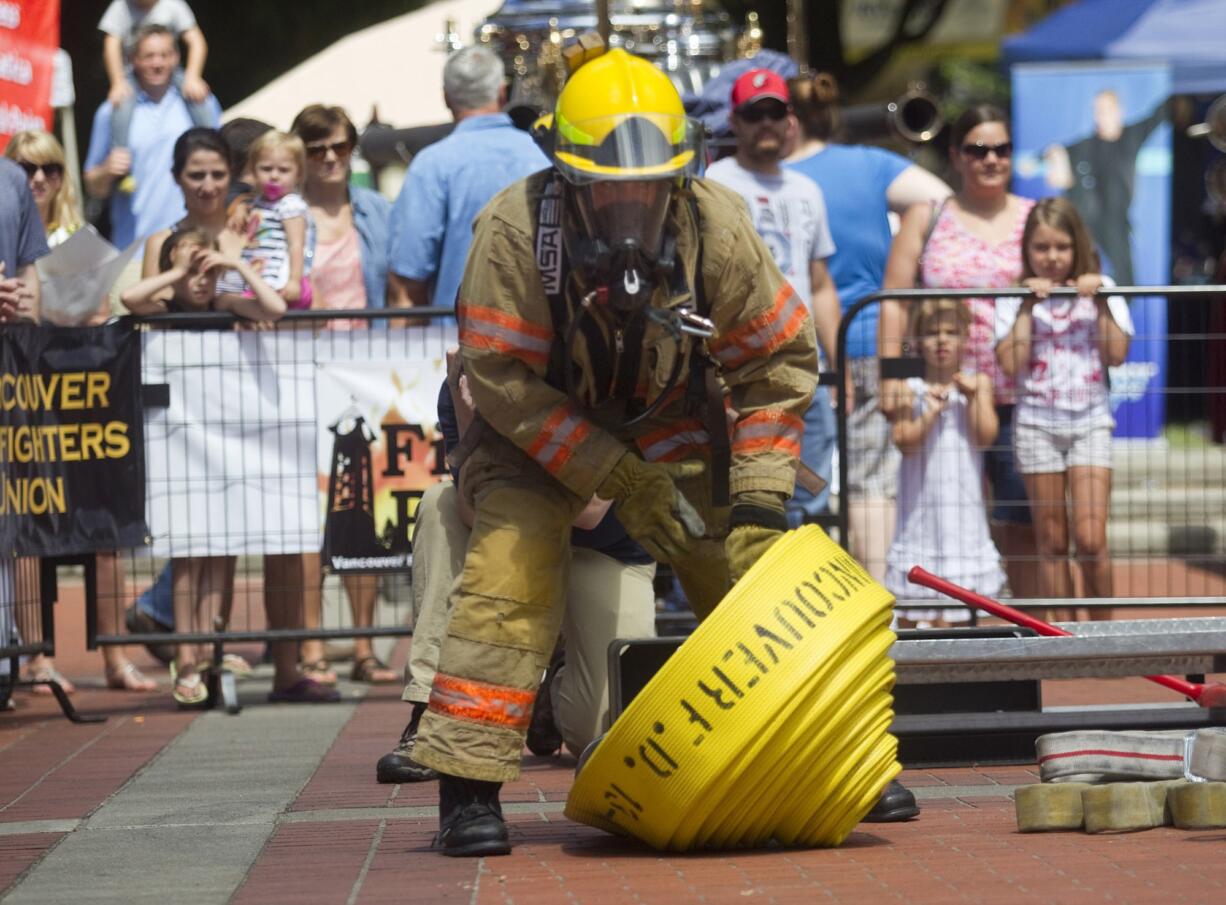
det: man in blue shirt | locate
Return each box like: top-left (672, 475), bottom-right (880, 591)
top-left (386, 45), bottom-right (547, 312)
top-left (0, 157), bottom-right (48, 322)
top-left (83, 24), bottom-right (221, 252)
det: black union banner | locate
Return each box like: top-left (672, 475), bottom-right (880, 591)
top-left (0, 323), bottom-right (147, 556)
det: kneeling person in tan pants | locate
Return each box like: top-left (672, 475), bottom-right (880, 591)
top-left (377, 381), bottom-right (657, 783)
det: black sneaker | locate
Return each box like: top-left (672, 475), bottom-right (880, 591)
top-left (435, 774), bottom-right (510, 857)
top-left (525, 652), bottom-right (564, 757)
top-left (862, 779), bottom-right (920, 822)
top-left (123, 606), bottom-right (175, 666)
top-left (376, 702), bottom-right (438, 784)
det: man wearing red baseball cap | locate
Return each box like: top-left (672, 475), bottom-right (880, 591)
top-left (707, 68), bottom-right (840, 521)
top-left (707, 68), bottom-right (921, 824)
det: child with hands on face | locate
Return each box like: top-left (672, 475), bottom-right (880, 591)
top-left (887, 298), bottom-right (1004, 626)
top-left (995, 197), bottom-right (1132, 609)
top-left (120, 225), bottom-right (286, 321)
top-left (217, 131), bottom-right (315, 308)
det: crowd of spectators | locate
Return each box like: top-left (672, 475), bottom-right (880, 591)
top-left (1, 8), bottom-right (1136, 713)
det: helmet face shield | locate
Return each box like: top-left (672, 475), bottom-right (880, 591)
top-left (573, 179), bottom-right (672, 262)
top-left (554, 113), bottom-right (705, 185)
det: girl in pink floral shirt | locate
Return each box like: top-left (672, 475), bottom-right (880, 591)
top-left (996, 197), bottom-right (1132, 606)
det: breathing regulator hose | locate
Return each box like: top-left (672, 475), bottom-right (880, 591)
top-left (566, 525), bottom-right (902, 850)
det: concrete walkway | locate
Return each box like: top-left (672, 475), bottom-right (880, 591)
top-left (3, 663), bottom-right (1226, 903)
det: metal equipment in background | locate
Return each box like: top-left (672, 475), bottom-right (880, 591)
top-left (840, 84), bottom-right (945, 144)
top-left (477, 0), bottom-right (746, 110)
top-left (1187, 93), bottom-right (1226, 152)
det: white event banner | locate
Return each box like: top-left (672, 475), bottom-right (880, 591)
top-left (143, 324), bottom-right (456, 558)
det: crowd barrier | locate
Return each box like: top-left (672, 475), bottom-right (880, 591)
top-left (834, 284), bottom-right (1226, 615)
top-left (6, 289), bottom-right (1226, 716)
top-left (0, 307), bottom-right (456, 713)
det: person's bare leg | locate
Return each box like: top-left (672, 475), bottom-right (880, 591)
top-left (1023, 472), bottom-right (1075, 621)
top-left (849, 496), bottom-right (896, 584)
top-left (16, 558), bottom-right (76, 693)
top-left (1070, 465), bottom-right (1113, 619)
top-left (264, 554), bottom-right (307, 692)
top-left (170, 558), bottom-right (207, 701)
top-left (297, 554), bottom-right (333, 682)
top-left (991, 521), bottom-right (1041, 599)
top-left (345, 573), bottom-right (395, 681)
top-left (97, 552), bottom-right (156, 691)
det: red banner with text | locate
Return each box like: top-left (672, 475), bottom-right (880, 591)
top-left (0, 0), bottom-right (60, 146)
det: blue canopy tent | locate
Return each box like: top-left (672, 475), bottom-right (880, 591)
top-left (1002, 0), bottom-right (1226, 94)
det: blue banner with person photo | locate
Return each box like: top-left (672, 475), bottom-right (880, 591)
top-left (1012, 62), bottom-right (1171, 439)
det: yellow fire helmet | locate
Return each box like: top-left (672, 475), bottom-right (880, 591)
top-left (553, 48), bottom-right (705, 185)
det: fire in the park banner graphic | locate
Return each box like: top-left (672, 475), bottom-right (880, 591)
top-left (315, 358), bottom-right (448, 573)
top-left (0, 323), bottom-right (146, 556)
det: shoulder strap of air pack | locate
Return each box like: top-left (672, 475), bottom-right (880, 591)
top-left (534, 175), bottom-right (612, 396)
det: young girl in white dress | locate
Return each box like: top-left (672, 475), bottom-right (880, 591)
top-left (886, 298), bottom-right (1005, 626)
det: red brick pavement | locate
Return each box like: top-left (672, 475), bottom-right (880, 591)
top-left (0, 684), bottom-right (201, 892)
top-left (230, 668), bottom-right (1226, 905)
top-left (0, 833), bottom-right (66, 894)
top-left (233, 796), bottom-right (1226, 904)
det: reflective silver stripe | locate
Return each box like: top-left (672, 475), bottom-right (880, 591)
top-left (733, 421), bottom-right (802, 444)
top-left (642, 429), bottom-right (710, 461)
top-left (463, 318), bottom-right (552, 357)
top-left (532, 413), bottom-right (585, 467)
top-left (712, 290), bottom-right (807, 365)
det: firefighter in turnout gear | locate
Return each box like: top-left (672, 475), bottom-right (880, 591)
top-left (411, 45), bottom-right (819, 857)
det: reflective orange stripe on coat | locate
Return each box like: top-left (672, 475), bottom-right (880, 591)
top-left (732, 409), bottom-right (803, 457)
top-left (526, 403), bottom-right (591, 474)
top-left (429, 673), bottom-right (535, 730)
top-left (636, 418), bottom-right (711, 462)
top-left (459, 302), bottom-right (553, 368)
top-left (709, 284), bottom-right (808, 370)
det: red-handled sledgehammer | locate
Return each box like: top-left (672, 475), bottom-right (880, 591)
top-left (907, 565), bottom-right (1226, 708)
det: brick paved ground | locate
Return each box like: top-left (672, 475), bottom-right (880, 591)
top-left (2, 585), bottom-right (1224, 903)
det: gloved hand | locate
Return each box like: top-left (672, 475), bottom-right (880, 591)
top-left (596, 453), bottom-right (705, 563)
top-left (724, 490), bottom-right (789, 583)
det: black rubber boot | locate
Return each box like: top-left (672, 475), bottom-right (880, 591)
top-left (862, 779), bottom-right (920, 822)
top-left (376, 702), bottom-right (438, 784)
top-left (525, 650), bottom-right (564, 757)
top-left (435, 774), bottom-right (511, 857)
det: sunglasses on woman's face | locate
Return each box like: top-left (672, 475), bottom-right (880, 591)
top-left (16, 160), bottom-right (64, 179)
top-left (305, 140), bottom-right (354, 161)
top-left (960, 141), bottom-right (1013, 161)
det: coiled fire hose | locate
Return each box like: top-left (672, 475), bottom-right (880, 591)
top-left (566, 526), bottom-right (902, 850)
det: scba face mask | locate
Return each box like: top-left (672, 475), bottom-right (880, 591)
top-left (569, 179), bottom-right (674, 312)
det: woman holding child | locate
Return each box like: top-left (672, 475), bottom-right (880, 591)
top-left (881, 105), bottom-right (1038, 611)
top-left (122, 127), bottom-right (337, 705)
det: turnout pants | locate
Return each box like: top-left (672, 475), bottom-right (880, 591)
top-left (403, 481), bottom-right (657, 757)
top-left (413, 431), bottom-right (731, 782)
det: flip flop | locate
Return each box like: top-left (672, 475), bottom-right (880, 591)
top-left (268, 677), bottom-right (341, 704)
top-left (170, 661), bottom-right (209, 708)
top-left (351, 655), bottom-right (398, 684)
top-left (105, 661), bottom-right (158, 693)
top-left (24, 662), bottom-right (76, 695)
top-left (301, 659), bottom-right (337, 686)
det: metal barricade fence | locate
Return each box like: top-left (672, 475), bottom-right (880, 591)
top-left (80, 308), bottom-right (458, 706)
top-left (835, 284), bottom-right (1226, 617)
top-left (0, 557), bottom-right (53, 712)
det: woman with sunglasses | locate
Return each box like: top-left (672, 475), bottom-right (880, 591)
top-left (880, 104), bottom-right (1038, 603)
top-left (5, 131), bottom-right (81, 248)
top-left (288, 104), bottom-right (397, 686)
top-left (290, 105), bottom-right (391, 332)
top-left (3, 130), bottom-right (159, 693)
